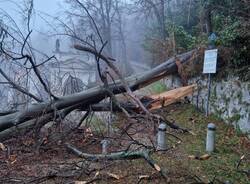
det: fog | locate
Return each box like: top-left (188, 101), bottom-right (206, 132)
top-left (0, 0), bottom-right (153, 109)
top-left (0, 0), bottom-right (61, 27)
top-left (0, 0), bottom-right (68, 54)
top-left (0, 0), bottom-right (149, 62)
top-left (2, 0), bottom-right (205, 109)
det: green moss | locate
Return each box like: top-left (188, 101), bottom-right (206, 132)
top-left (231, 107), bottom-right (238, 114)
top-left (227, 114), bottom-right (241, 123)
top-left (210, 86), bottom-right (218, 105)
top-left (147, 81), bottom-right (168, 94)
top-left (221, 94), bottom-right (229, 104)
top-left (213, 108), bottom-right (224, 118)
top-left (85, 115), bottom-right (107, 134)
top-left (235, 123), bottom-right (244, 136)
top-left (213, 85), bottom-right (217, 98)
top-left (242, 101), bottom-right (250, 106)
top-left (236, 91), bottom-right (243, 104)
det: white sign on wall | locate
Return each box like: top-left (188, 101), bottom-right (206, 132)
top-left (203, 49), bottom-right (218, 74)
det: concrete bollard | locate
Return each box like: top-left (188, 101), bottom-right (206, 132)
top-left (206, 123), bottom-right (216, 153)
top-left (101, 139), bottom-right (109, 154)
top-left (157, 123), bottom-right (167, 151)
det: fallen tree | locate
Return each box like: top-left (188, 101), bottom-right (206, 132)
top-left (0, 49), bottom-right (196, 137)
top-left (0, 85), bottom-right (197, 141)
top-left (0, 3), bottom-right (208, 183)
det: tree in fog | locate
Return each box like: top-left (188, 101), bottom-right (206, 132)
top-left (65, 0), bottom-right (130, 65)
top-left (133, 0), bottom-right (168, 40)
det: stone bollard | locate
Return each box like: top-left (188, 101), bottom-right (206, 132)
top-left (206, 123), bottom-right (216, 153)
top-left (101, 139), bottom-right (109, 154)
top-left (157, 123), bottom-right (167, 151)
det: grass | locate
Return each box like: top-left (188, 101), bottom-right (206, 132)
top-left (158, 104), bottom-right (250, 183)
top-left (83, 114), bottom-right (107, 134)
top-left (145, 81), bottom-right (168, 94)
top-left (79, 97), bottom-right (249, 183)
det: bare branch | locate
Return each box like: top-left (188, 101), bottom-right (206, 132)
top-left (0, 68), bottom-right (43, 102)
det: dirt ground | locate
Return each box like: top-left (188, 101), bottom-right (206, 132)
top-left (0, 103), bottom-right (249, 184)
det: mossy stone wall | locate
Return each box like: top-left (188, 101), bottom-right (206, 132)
top-left (164, 75), bottom-right (250, 135)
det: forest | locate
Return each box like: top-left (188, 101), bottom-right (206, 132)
top-left (0, 0), bottom-right (249, 183)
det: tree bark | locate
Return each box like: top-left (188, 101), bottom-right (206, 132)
top-left (0, 50), bottom-right (195, 133)
top-left (205, 4), bottom-right (213, 35)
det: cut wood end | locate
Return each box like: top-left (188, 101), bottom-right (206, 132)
top-left (139, 175), bottom-right (150, 179)
top-left (240, 155), bottom-right (245, 160)
top-left (75, 181), bottom-right (87, 184)
top-left (94, 171), bottom-right (100, 178)
top-left (200, 154), bottom-right (211, 160)
top-left (154, 163), bottom-right (161, 171)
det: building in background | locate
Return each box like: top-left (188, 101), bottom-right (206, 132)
top-left (48, 39), bottom-right (97, 96)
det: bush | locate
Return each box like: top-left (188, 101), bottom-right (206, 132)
top-left (167, 23), bottom-right (196, 51)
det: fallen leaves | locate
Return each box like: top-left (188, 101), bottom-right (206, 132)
top-left (0, 143), bottom-right (18, 165)
top-left (75, 171), bottom-right (121, 184)
top-left (22, 138), bottom-right (34, 146)
top-left (8, 154), bottom-right (17, 164)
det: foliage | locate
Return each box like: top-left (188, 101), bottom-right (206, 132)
top-left (143, 23), bottom-right (197, 66)
top-left (215, 18), bottom-right (240, 47)
top-left (142, 0), bottom-right (250, 79)
top-left (167, 23), bottom-right (196, 50)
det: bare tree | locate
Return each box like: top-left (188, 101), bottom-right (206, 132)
top-left (134, 0), bottom-right (168, 40)
top-left (65, 0), bottom-right (115, 56)
top-left (64, 0), bottom-right (134, 75)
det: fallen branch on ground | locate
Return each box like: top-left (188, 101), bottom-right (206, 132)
top-left (65, 143), bottom-right (168, 178)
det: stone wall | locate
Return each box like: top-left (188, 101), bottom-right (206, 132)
top-left (164, 75), bottom-right (250, 135)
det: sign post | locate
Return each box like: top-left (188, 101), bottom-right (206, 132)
top-left (203, 49), bottom-right (218, 116)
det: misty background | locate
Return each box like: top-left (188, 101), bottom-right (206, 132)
top-left (1, 0), bottom-right (249, 110)
top-left (0, 0), bottom-right (150, 64)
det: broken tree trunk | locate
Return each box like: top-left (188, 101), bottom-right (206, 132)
top-left (91, 85), bottom-right (197, 112)
top-left (0, 50), bottom-right (195, 134)
top-left (148, 84), bottom-right (197, 110)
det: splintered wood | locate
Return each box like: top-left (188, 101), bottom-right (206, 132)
top-left (146, 84), bottom-right (197, 111)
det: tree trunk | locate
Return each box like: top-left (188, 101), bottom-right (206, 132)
top-left (0, 50), bottom-right (195, 133)
top-left (160, 0), bottom-right (166, 39)
top-left (205, 5), bottom-right (212, 34)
